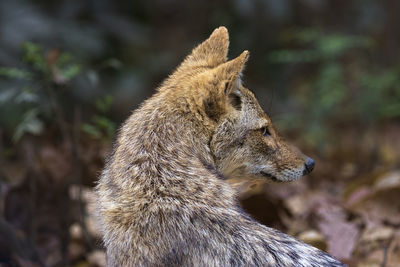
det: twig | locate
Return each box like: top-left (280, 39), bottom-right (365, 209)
top-left (381, 234), bottom-right (395, 267)
top-left (72, 106), bottom-right (95, 250)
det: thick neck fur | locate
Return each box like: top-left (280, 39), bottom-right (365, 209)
top-left (103, 85), bottom-right (236, 215)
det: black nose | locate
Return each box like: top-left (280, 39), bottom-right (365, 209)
top-left (303, 157), bottom-right (315, 175)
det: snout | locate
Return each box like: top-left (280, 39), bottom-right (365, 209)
top-left (302, 157), bottom-right (315, 175)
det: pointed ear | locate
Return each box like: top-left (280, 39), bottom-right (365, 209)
top-left (181, 27), bottom-right (229, 69)
top-left (215, 50), bottom-right (249, 95)
top-left (201, 51), bottom-right (249, 121)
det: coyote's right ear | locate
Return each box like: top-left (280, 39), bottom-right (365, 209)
top-left (214, 50), bottom-right (249, 95)
top-left (202, 51), bottom-right (249, 121)
top-left (179, 27), bottom-right (229, 70)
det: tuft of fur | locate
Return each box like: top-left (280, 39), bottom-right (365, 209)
top-left (96, 27), bottom-right (346, 266)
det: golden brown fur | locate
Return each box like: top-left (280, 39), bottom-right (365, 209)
top-left (96, 27), bottom-right (345, 266)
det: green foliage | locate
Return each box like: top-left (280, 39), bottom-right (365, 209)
top-left (22, 42), bottom-right (47, 72)
top-left (270, 28), bottom-right (399, 148)
top-left (13, 109), bottom-right (44, 142)
top-left (0, 41), bottom-right (120, 144)
top-left (0, 67), bottom-right (32, 80)
top-left (0, 42), bottom-right (83, 142)
top-left (82, 95), bottom-right (116, 140)
top-left (270, 29), bottom-right (372, 63)
top-left (95, 95), bottom-right (113, 113)
top-left (358, 70), bottom-right (400, 121)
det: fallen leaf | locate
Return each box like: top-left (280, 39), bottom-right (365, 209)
top-left (298, 230), bottom-right (328, 251)
top-left (315, 200), bottom-right (359, 260)
top-left (87, 250), bottom-right (106, 267)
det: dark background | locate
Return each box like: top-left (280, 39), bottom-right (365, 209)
top-left (1, 0), bottom-right (400, 266)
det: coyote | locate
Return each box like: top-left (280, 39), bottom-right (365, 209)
top-left (96, 27), bottom-right (345, 266)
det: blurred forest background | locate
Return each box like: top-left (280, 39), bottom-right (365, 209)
top-left (1, 0), bottom-right (400, 266)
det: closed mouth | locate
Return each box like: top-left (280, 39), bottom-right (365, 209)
top-left (260, 171), bottom-right (282, 183)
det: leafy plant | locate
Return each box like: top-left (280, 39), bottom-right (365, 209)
top-left (82, 95), bottom-right (116, 140)
top-left (269, 28), bottom-right (400, 148)
top-left (357, 70), bottom-right (400, 121)
top-left (0, 42), bottom-right (82, 142)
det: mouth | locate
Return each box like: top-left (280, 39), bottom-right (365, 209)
top-left (260, 171), bottom-right (283, 183)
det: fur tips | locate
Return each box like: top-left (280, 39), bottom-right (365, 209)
top-left (223, 50), bottom-right (249, 76)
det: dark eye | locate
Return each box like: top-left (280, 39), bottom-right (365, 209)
top-left (260, 127), bottom-right (271, 137)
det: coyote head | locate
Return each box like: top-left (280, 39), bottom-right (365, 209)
top-left (166, 27), bottom-right (314, 182)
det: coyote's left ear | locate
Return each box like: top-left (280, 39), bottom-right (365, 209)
top-left (179, 27), bottom-right (230, 70)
